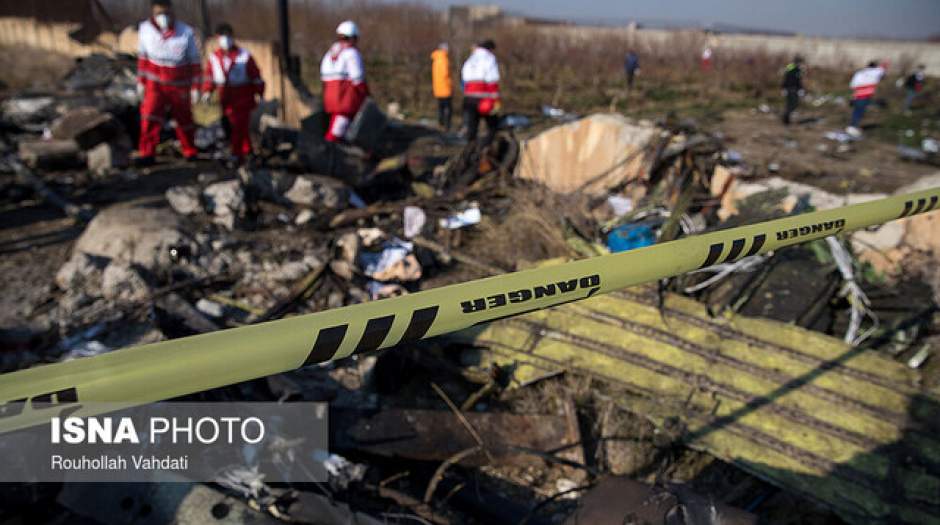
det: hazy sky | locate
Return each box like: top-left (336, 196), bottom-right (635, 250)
top-left (411, 0), bottom-right (940, 39)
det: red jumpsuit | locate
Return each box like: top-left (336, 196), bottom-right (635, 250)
top-left (320, 41), bottom-right (369, 142)
top-left (137, 18), bottom-right (201, 159)
top-left (202, 46), bottom-right (265, 159)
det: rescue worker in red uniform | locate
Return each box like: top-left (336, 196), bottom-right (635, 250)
top-left (136, 0), bottom-right (201, 166)
top-left (461, 39), bottom-right (501, 144)
top-left (320, 21), bottom-right (369, 143)
top-left (201, 23), bottom-right (265, 164)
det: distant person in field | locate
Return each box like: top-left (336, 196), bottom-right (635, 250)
top-left (902, 64), bottom-right (926, 112)
top-left (320, 21), bottom-right (370, 143)
top-left (201, 23), bottom-right (265, 164)
top-left (461, 39), bottom-right (501, 144)
top-left (781, 55), bottom-right (804, 125)
top-left (624, 50), bottom-right (640, 90)
top-left (431, 43), bottom-right (453, 131)
top-left (700, 47), bottom-right (713, 71)
top-left (847, 60), bottom-right (886, 135)
top-left (136, 0), bottom-right (201, 166)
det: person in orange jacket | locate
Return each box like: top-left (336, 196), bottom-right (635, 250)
top-left (201, 23), bottom-right (265, 163)
top-left (431, 43), bottom-right (453, 131)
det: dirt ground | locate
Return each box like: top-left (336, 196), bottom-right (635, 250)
top-left (715, 107), bottom-right (938, 195)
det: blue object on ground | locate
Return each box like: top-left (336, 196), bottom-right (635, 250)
top-left (606, 224), bottom-right (655, 253)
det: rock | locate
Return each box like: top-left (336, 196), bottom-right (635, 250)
top-left (195, 298), bottom-right (224, 318)
top-left (86, 141), bottom-right (130, 174)
top-left (203, 180), bottom-right (245, 230)
top-left (895, 173), bottom-right (940, 195)
top-left (718, 176), bottom-right (887, 220)
top-left (73, 201), bottom-right (196, 273)
top-left (336, 232), bottom-right (360, 264)
top-left (330, 259), bottom-right (355, 281)
top-left (857, 246), bottom-right (908, 278)
top-left (238, 167), bottom-right (293, 202)
top-left (283, 175), bottom-right (349, 210)
top-left (516, 114), bottom-right (655, 196)
top-left (55, 252), bottom-right (107, 291)
top-left (18, 139), bottom-right (82, 170)
top-left (1, 95), bottom-right (57, 129)
top-left (930, 270), bottom-right (940, 308)
top-left (165, 185), bottom-right (202, 215)
top-left (852, 222), bottom-right (905, 253)
top-left (295, 209), bottom-right (315, 225)
top-left (902, 211), bottom-right (940, 254)
top-left (63, 53), bottom-right (126, 91)
top-left (101, 263), bottom-right (150, 302)
top-left (50, 107), bottom-right (122, 150)
top-left (270, 255), bottom-right (324, 282)
top-left (896, 173), bottom-right (940, 257)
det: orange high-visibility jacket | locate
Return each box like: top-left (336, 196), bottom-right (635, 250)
top-left (431, 49), bottom-right (452, 99)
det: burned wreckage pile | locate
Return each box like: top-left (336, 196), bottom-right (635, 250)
top-left (1, 52), bottom-right (940, 524)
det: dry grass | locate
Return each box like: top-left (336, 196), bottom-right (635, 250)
top-left (6, 0), bottom-right (866, 126)
top-left (463, 182), bottom-right (596, 271)
top-left (0, 45), bottom-right (74, 92)
top-left (98, 1), bottom-right (856, 119)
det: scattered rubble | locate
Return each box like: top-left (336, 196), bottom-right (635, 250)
top-left (2, 47), bottom-right (939, 525)
top-left (73, 200), bottom-right (196, 273)
top-left (100, 263), bottom-right (149, 302)
top-left (165, 185), bottom-right (202, 216)
top-left (203, 180), bottom-right (246, 231)
top-left (49, 106), bottom-right (122, 149)
top-left (282, 174), bottom-right (349, 210)
top-left (17, 138), bottom-right (82, 169)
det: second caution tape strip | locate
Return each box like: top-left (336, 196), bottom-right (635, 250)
top-left (1, 188), bottom-right (938, 432)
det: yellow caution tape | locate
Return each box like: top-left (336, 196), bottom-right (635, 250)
top-left (1, 188), bottom-right (938, 432)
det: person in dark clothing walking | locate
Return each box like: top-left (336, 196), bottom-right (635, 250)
top-left (624, 50), bottom-right (639, 90)
top-left (903, 64), bottom-right (926, 112)
top-left (781, 55), bottom-right (804, 125)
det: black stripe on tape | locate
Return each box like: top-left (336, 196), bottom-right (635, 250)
top-left (723, 238), bottom-right (746, 263)
top-left (926, 195), bottom-right (938, 212)
top-left (304, 324), bottom-right (348, 366)
top-left (354, 315), bottom-right (396, 355)
top-left (398, 306), bottom-right (439, 345)
top-left (745, 234), bottom-right (766, 257)
top-left (699, 243), bottom-right (724, 269)
top-left (56, 387), bottom-right (78, 403)
top-left (900, 200), bottom-right (913, 218)
top-left (912, 198), bottom-right (927, 215)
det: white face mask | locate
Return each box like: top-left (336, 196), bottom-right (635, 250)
top-left (154, 13), bottom-right (170, 30)
top-left (218, 36), bottom-right (233, 50)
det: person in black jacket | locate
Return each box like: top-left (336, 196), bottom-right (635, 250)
top-left (781, 55), bottom-right (804, 125)
top-left (903, 64), bottom-right (926, 112)
top-left (624, 50), bottom-right (640, 90)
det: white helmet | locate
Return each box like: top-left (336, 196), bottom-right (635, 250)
top-left (336, 20), bottom-right (359, 38)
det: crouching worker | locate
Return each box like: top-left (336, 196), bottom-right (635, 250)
top-left (136, 0), bottom-right (201, 166)
top-left (201, 23), bottom-right (265, 164)
top-left (461, 39), bottom-right (501, 144)
top-left (320, 21), bottom-right (370, 143)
